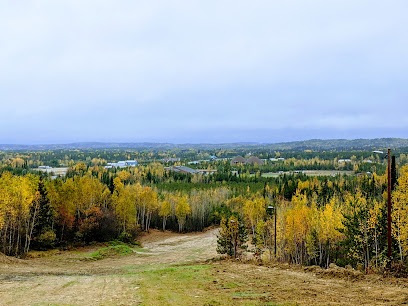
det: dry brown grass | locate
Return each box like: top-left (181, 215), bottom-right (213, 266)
top-left (1, 229), bottom-right (408, 305)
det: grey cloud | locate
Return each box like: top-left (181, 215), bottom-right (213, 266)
top-left (0, 1), bottom-right (407, 144)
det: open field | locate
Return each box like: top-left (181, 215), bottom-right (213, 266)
top-left (35, 167), bottom-right (69, 176)
top-left (1, 229), bottom-right (408, 305)
top-left (259, 170), bottom-right (355, 178)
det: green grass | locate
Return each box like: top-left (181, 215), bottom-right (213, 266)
top-left (132, 248), bottom-right (150, 253)
top-left (118, 263), bottom-right (289, 305)
top-left (225, 282), bottom-right (244, 288)
top-left (89, 245), bottom-right (133, 260)
top-left (130, 264), bottom-right (213, 305)
top-left (139, 264), bottom-right (211, 281)
top-left (8, 258), bottom-right (302, 305)
top-left (85, 240), bottom-right (150, 260)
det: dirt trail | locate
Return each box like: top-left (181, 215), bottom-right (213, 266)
top-left (0, 228), bottom-right (408, 305)
top-left (0, 229), bottom-right (218, 275)
top-left (138, 227), bottom-right (219, 263)
top-left (0, 229), bottom-right (219, 305)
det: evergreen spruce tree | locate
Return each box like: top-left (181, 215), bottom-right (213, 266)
top-left (217, 215), bottom-right (248, 258)
top-left (32, 177), bottom-right (55, 249)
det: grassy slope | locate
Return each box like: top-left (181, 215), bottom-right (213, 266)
top-left (2, 229), bottom-right (408, 305)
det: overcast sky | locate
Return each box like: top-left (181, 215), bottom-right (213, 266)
top-left (1, 1), bottom-right (407, 144)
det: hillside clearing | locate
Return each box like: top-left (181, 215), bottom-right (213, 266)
top-left (0, 229), bottom-right (407, 305)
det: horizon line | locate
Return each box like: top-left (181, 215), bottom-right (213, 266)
top-left (0, 137), bottom-right (407, 147)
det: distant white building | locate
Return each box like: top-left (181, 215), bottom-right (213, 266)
top-left (105, 160), bottom-right (138, 169)
top-left (338, 159), bottom-right (352, 163)
top-left (188, 160), bottom-right (210, 165)
top-left (125, 160), bottom-right (138, 166)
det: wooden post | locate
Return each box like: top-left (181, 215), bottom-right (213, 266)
top-left (387, 149), bottom-right (392, 265)
top-left (274, 205), bottom-right (277, 257)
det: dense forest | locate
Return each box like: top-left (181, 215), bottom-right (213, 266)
top-left (1, 144), bottom-right (408, 274)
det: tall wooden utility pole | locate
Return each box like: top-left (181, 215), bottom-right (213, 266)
top-left (387, 148), bottom-right (392, 264)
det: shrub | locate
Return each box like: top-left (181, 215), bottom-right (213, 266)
top-left (89, 245), bottom-right (133, 260)
top-left (36, 230), bottom-right (57, 250)
top-left (118, 231), bottom-right (133, 243)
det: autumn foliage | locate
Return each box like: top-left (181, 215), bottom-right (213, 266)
top-left (1, 157), bottom-right (408, 274)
